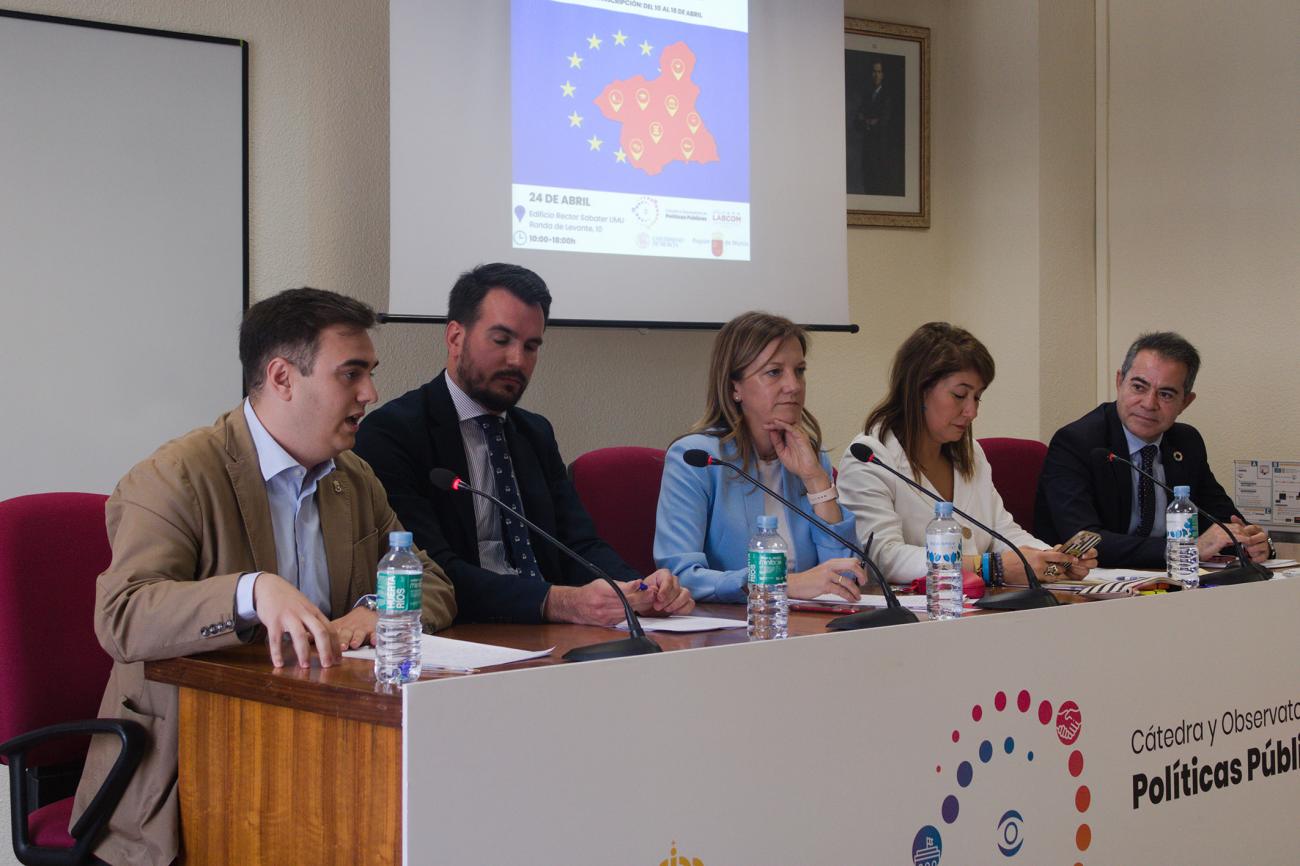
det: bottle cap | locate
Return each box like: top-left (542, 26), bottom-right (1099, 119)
top-left (756, 514), bottom-right (778, 531)
top-left (935, 501), bottom-right (954, 518)
top-left (389, 530), bottom-right (413, 548)
top-left (1173, 485), bottom-right (1191, 498)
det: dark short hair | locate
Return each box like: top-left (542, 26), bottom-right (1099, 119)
top-left (446, 263), bottom-right (552, 327)
top-left (1120, 331), bottom-right (1201, 394)
top-left (863, 322), bottom-right (996, 481)
top-left (239, 287), bottom-right (376, 393)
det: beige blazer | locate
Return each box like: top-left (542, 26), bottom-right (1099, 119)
top-left (71, 406), bottom-right (456, 866)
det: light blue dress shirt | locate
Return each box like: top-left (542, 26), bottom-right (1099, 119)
top-left (654, 432), bottom-right (856, 603)
top-left (234, 399), bottom-right (336, 624)
top-left (1123, 426), bottom-right (1167, 537)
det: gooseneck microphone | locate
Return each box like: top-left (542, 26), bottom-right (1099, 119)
top-left (1091, 448), bottom-right (1270, 587)
top-left (428, 468), bottom-right (662, 661)
top-left (681, 449), bottom-right (917, 630)
top-left (848, 443), bottom-right (1060, 611)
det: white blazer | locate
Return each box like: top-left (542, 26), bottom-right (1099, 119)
top-left (836, 428), bottom-right (1047, 583)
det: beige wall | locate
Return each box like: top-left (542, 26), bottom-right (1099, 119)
top-left (16, 0), bottom-right (1289, 471)
top-left (1102, 0), bottom-right (1300, 486)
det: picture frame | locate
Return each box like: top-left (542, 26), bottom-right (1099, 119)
top-left (844, 17), bottom-right (930, 228)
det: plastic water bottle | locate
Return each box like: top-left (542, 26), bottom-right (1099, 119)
top-left (375, 531), bottom-right (423, 684)
top-left (747, 514), bottom-right (788, 640)
top-left (1166, 485), bottom-right (1200, 589)
top-left (926, 501), bottom-right (964, 620)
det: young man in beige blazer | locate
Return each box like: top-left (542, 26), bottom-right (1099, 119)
top-left (71, 288), bottom-right (456, 866)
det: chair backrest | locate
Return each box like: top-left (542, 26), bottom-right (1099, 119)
top-left (568, 447), bottom-right (666, 577)
top-left (978, 437), bottom-right (1048, 535)
top-left (0, 493), bottom-right (113, 767)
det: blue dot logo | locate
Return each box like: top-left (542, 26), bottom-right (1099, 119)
top-left (911, 825), bottom-right (942, 865)
top-left (996, 809), bottom-right (1024, 857)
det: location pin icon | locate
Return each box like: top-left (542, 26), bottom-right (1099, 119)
top-left (671, 57), bottom-right (685, 80)
top-left (649, 121), bottom-right (663, 144)
top-left (687, 112), bottom-right (700, 134)
top-left (665, 94), bottom-right (679, 117)
top-left (629, 138), bottom-right (645, 161)
top-left (635, 88), bottom-right (650, 110)
top-left (680, 137), bottom-right (694, 160)
top-left (514, 205), bottom-right (525, 222)
top-left (608, 89), bottom-right (623, 112)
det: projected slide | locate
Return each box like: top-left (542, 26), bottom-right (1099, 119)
top-left (510, 0), bottom-right (749, 261)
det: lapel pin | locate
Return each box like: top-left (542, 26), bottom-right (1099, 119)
top-left (1172, 451), bottom-right (1184, 462)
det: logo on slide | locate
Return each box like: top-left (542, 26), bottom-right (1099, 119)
top-left (909, 689), bottom-right (1093, 863)
top-left (632, 196), bottom-right (659, 226)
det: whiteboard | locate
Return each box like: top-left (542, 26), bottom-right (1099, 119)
top-left (0, 12), bottom-right (246, 499)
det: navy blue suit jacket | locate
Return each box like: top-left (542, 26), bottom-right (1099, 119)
top-left (353, 371), bottom-right (639, 623)
top-left (1033, 402), bottom-right (1240, 568)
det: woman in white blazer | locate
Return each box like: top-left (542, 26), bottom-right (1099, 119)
top-left (837, 322), bottom-right (1097, 586)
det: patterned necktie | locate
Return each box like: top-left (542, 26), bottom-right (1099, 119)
top-left (474, 416), bottom-right (542, 581)
top-left (1135, 444), bottom-right (1158, 537)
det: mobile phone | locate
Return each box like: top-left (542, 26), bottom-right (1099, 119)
top-left (1059, 529), bottom-right (1102, 558)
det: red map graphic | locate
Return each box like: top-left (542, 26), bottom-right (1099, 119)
top-left (594, 42), bottom-right (718, 176)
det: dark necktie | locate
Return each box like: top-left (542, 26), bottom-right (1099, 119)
top-left (474, 416), bottom-right (542, 581)
top-left (1135, 444), bottom-right (1158, 537)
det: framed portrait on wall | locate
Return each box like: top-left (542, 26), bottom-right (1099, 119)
top-left (845, 18), bottom-right (930, 227)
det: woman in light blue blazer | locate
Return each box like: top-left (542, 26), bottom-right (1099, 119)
top-left (654, 312), bottom-right (866, 603)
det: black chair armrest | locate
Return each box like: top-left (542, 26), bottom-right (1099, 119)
top-left (1, 719), bottom-right (145, 866)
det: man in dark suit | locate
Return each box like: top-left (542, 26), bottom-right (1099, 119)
top-left (1034, 331), bottom-right (1271, 568)
top-left (354, 263), bottom-right (693, 624)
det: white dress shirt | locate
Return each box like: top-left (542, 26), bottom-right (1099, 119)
top-left (444, 373), bottom-right (520, 575)
top-left (837, 428), bottom-right (1046, 583)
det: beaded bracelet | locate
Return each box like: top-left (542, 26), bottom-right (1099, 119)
top-left (992, 552), bottom-right (1006, 587)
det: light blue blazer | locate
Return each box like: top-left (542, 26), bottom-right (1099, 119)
top-left (654, 432), bottom-right (857, 603)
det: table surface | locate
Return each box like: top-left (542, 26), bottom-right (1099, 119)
top-left (145, 592), bottom-right (1089, 727)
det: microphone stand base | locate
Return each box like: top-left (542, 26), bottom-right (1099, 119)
top-left (562, 634), bottom-right (663, 663)
top-left (974, 586), bottom-right (1061, 611)
top-left (1200, 562), bottom-right (1272, 587)
top-left (825, 604), bottom-right (920, 631)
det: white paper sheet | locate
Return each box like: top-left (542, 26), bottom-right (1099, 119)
top-left (1080, 567), bottom-right (1165, 583)
top-left (616, 615), bottom-right (747, 632)
top-left (803, 593), bottom-right (930, 611)
top-left (343, 634), bottom-right (553, 670)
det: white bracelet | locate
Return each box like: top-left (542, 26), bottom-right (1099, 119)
top-left (806, 485), bottom-right (838, 505)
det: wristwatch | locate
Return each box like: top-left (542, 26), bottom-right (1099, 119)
top-left (352, 594), bottom-right (379, 611)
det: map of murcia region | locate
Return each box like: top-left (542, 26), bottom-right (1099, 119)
top-left (594, 42), bottom-right (718, 176)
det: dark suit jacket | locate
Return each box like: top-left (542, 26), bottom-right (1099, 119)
top-left (1033, 402), bottom-right (1240, 568)
top-left (353, 371), bottom-right (640, 623)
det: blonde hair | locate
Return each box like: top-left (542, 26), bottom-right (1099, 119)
top-left (685, 311), bottom-right (822, 470)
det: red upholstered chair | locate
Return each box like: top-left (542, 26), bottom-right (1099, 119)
top-left (568, 447), bottom-right (667, 576)
top-left (0, 493), bottom-right (145, 866)
top-left (979, 437), bottom-right (1049, 535)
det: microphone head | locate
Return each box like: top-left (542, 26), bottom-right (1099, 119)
top-left (428, 468), bottom-right (461, 491)
top-left (1090, 447), bottom-right (1115, 464)
top-left (682, 449), bottom-right (713, 468)
top-left (849, 442), bottom-right (875, 463)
